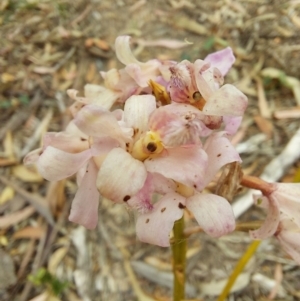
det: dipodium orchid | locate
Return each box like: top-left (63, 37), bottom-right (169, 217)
top-left (25, 36), bottom-right (248, 246)
top-left (24, 35), bottom-right (300, 301)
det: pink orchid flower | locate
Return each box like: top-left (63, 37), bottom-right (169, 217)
top-left (168, 48), bottom-right (247, 134)
top-left (275, 217), bottom-right (300, 264)
top-left (24, 121), bottom-right (120, 229)
top-left (72, 92), bottom-right (241, 246)
top-left (250, 183), bottom-right (300, 263)
top-left (24, 35), bottom-right (248, 248)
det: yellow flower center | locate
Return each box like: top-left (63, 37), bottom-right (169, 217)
top-left (131, 131), bottom-right (164, 161)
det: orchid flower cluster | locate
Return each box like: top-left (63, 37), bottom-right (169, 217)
top-left (25, 36), bottom-right (248, 247)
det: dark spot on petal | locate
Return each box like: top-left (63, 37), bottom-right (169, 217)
top-left (147, 142), bottom-right (157, 152)
top-left (123, 195), bottom-right (131, 202)
top-left (161, 207), bottom-right (166, 213)
top-left (146, 218), bottom-right (150, 223)
top-left (193, 184), bottom-right (196, 188)
top-left (126, 143), bottom-right (129, 147)
top-left (178, 202), bottom-right (186, 209)
top-left (80, 138), bottom-right (87, 141)
top-left (217, 153), bottom-right (221, 157)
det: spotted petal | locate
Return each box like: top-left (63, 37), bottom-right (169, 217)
top-left (136, 192), bottom-right (186, 247)
top-left (203, 84), bottom-right (248, 116)
top-left (96, 148), bottom-right (147, 203)
top-left (201, 132), bottom-right (241, 189)
top-left (144, 146), bottom-right (208, 190)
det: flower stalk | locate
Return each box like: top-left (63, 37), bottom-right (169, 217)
top-left (172, 215), bottom-right (186, 301)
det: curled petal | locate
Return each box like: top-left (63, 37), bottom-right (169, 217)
top-left (203, 84), bottom-right (248, 116)
top-left (24, 148), bottom-right (43, 165)
top-left (186, 193), bottom-right (235, 237)
top-left (194, 60), bottom-right (214, 100)
top-left (36, 146), bottom-right (93, 181)
top-left (136, 192), bottom-right (186, 247)
top-left (204, 47), bottom-right (235, 76)
top-left (145, 146), bottom-right (208, 190)
top-left (69, 160), bottom-right (100, 229)
top-left (115, 36), bottom-right (141, 65)
top-left (96, 148), bottom-right (147, 203)
top-left (124, 95), bottom-right (156, 137)
top-left (202, 132), bottom-right (241, 189)
top-left (250, 196), bottom-right (280, 239)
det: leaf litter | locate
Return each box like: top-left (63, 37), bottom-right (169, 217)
top-left (1, 0), bottom-right (300, 300)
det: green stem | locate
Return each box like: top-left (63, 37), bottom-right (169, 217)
top-left (172, 216), bottom-right (186, 301)
top-left (217, 240), bottom-right (261, 301)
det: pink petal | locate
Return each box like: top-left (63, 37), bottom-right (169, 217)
top-left (202, 132), bottom-right (241, 189)
top-left (136, 192), bottom-right (186, 247)
top-left (204, 47), bottom-right (235, 76)
top-left (74, 104), bottom-right (129, 147)
top-left (194, 60), bottom-right (214, 100)
top-left (203, 84), bottom-right (248, 116)
top-left (273, 183), bottom-right (300, 228)
top-left (124, 95), bottom-right (156, 137)
top-left (186, 193), bottom-right (235, 237)
top-left (127, 173), bottom-right (154, 213)
top-left (69, 160), bottom-right (100, 229)
top-left (84, 84), bottom-right (119, 110)
top-left (151, 172), bottom-right (176, 195)
top-left (277, 230), bottom-right (300, 265)
top-left (43, 132), bottom-right (89, 153)
top-left (144, 146), bottom-right (208, 190)
top-left (24, 148), bottom-right (42, 165)
top-left (37, 146), bottom-right (92, 181)
top-left (223, 116), bottom-right (243, 135)
top-left (96, 148), bottom-right (147, 203)
top-left (250, 196), bottom-right (280, 239)
top-left (149, 103), bottom-right (208, 146)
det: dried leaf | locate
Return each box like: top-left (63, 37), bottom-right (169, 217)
top-left (13, 226), bottom-right (45, 240)
top-left (1, 73), bottom-right (15, 83)
top-left (47, 180), bottom-right (66, 216)
top-left (3, 131), bottom-right (15, 158)
top-left (12, 165), bottom-right (44, 183)
top-left (0, 249), bottom-right (17, 290)
top-left (48, 246), bottom-right (69, 275)
top-left (0, 186), bottom-right (14, 205)
top-left (0, 206), bottom-right (35, 229)
top-left (253, 115), bottom-right (273, 138)
top-left (93, 39), bottom-right (110, 51)
top-left (0, 175), bottom-right (54, 225)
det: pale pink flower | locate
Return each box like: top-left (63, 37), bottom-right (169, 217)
top-left (24, 121), bottom-right (120, 229)
top-left (250, 183), bottom-right (300, 239)
top-left (275, 217), bottom-right (300, 264)
top-left (250, 183), bottom-right (300, 263)
top-left (168, 48), bottom-right (247, 134)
